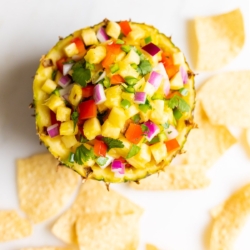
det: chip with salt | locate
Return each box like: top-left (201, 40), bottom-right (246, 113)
top-left (52, 180), bottom-right (143, 244)
top-left (209, 183), bottom-right (250, 250)
top-left (194, 8), bottom-right (245, 71)
top-left (130, 164), bottom-right (210, 190)
top-left (181, 94), bottom-right (236, 168)
top-left (17, 153), bottom-right (79, 223)
top-left (200, 71), bottom-right (250, 128)
top-left (0, 210), bottom-right (32, 242)
top-left (76, 212), bottom-right (139, 250)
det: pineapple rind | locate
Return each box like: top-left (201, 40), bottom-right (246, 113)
top-left (33, 21), bottom-right (195, 183)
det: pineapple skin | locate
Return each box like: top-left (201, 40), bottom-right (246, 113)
top-left (33, 21), bottom-right (195, 183)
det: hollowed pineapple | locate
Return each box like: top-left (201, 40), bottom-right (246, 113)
top-left (33, 20), bottom-right (195, 183)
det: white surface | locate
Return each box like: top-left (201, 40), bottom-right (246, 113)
top-left (0, 0), bottom-right (249, 249)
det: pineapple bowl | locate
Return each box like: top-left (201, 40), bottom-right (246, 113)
top-left (33, 20), bottom-right (195, 183)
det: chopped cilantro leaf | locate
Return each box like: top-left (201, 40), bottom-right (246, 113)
top-left (86, 62), bottom-right (95, 70)
top-left (141, 124), bottom-right (149, 132)
top-left (126, 144), bottom-right (141, 159)
top-left (72, 67), bottom-right (91, 87)
top-left (173, 108), bottom-right (182, 120)
top-left (79, 135), bottom-right (88, 143)
top-left (52, 70), bottom-right (57, 80)
top-left (71, 111), bottom-right (79, 130)
top-left (168, 95), bottom-right (190, 113)
top-left (74, 144), bottom-right (95, 165)
top-left (96, 157), bottom-right (109, 166)
top-left (162, 122), bottom-right (170, 129)
top-left (131, 114), bottom-right (140, 123)
top-left (148, 136), bottom-right (160, 145)
top-left (137, 60), bottom-right (152, 76)
top-left (102, 137), bottom-right (124, 150)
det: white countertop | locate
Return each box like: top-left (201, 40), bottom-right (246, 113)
top-left (0, 0), bottom-right (249, 249)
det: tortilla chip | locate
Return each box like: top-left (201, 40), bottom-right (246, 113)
top-left (0, 210), bottom-right (32, 242)
top-left (199, 71), bottom-right (250, 128)
top-left (52, 180), bottom-right (143, 244)
top-left (76, 213), bottom-right (139, 250)
top-left (130, 164), bottom-right (210, 190)
top-left (209, 183), bottom-right (250, 250)
top-left (21, 248), bottom-right (75, 250)
top-left (181, 94), bottom-right (236, 168)
top-left (246, 128), bottom-right (250, 149)
top-left (194, 8), bottom-right (245, 71)
top-left (146, 244), bottom-right (158, 250)
top-left (17, 153), bottom-right (79, 223)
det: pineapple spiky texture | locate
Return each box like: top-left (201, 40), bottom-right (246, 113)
top-left (33, 20), bottom-right (195, 183)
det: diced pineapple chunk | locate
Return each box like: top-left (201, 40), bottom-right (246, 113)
top-left (115, 51), bottom-right (126, 63)
top-left (36, 104), bottom-right (51, 129)
top-left (41, 79), bottom-right (57, 94)
top-left (122, 49), bottom-right (140, 65)
top-left (150, 100), bottom-right (165, 123)
top-left (170, 71), bottom-right (183, 90)
top-left (127, 25), bottom-right (145, 41)
top-left (64, 43), bottom-right (79, 57)
top-left (69, 84), bottom-right (82, 106)
top-left (125, 104), bottom-right (139, 118)
top-left (84, 46), bottom-right (106, 64)
top-left (127, 155), bottom-right (145, 169)
top-left (81, 28), bottom-right (98, 46)
top-left (97, 102), bottom-right (108, 113)
top-left (56, 107), bottom-right (71, 122)
top-left (108, 107), bottom-right (127, 129)
top-left (121, 92), bottom-right (134, 101)
top-left (118, 61), bottom-right (139, 78)
top-left (115, 136), bottom-right (132, 158)
top-left (172, 52), bottom-right (185, 65)
top-left (41, 135), bottom-right (70, 160)
top-left (83, 117), bottom-right (101, 140)
top-left (137, 143), bottom-right (151, 163)
top-left (134, 77), bottom-right (145, 91)
top-left (142, 81), bottom-right (156, 97)
top-left (104, 85), bottom-right (122, 109)
top-left (101, 120), bottom-right (120, 139)
top-left (106, 21), bottom-right (121, 39)
top-left (45, 95), bottom-right (65, 113)
top-left (151, 100), bottom-right (164, 112)
top-left (150, 142), bottom-right (167, 164)
top-left (139, 110), bottom-right (151, 122)
top-left (61, 135), bottom-right (78, 148)
top-left (60, 120), bottom-right (78, 136)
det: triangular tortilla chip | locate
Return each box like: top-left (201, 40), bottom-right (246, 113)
top-left (194, 8), bottom-right (245, 71)
top-left (146, 244), bottom-right (158, 250)
top-left (0, 210), bottom-right (32, 242)
top-left (52, 180), bottom-right (143, 244)
top-left (17, 153), bottom-right (79, 223)
top-left (200, 71), bottom-right (250, 128)
top-left (181, 94), bottom-right (236, 168)
top-left (209, 183), bottom-right (250, 250)
top-left (76, 213), bottom-right (139, 250)
top-left (130, 164), bottom-right (210, 190)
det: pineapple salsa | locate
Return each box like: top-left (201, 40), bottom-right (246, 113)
top-left (33, 20), bottom-right (195, 183)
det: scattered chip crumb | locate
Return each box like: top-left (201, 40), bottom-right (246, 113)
top-left (0, 210), bottom-right (32, 242)
top-left (17, 153), bottom-right (80, 223)
top-left (194, 8), bottom-right (245, 71)
top-left (76, 213), bottom-right (139, 250)
top-left (209, 183), bottom-right (250, 250)
top-left (52, 180), bottom-right (143, 244)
